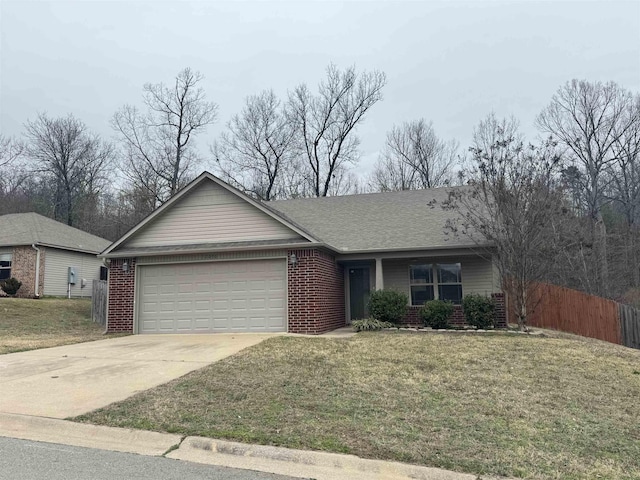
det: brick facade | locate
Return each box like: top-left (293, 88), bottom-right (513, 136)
top-left (287, 249), bottom-right (346, 334)
top-left (106, 258), bottom-right (136, 333)
top-left (401, 292), bottom-right (507, 328)
top-left (7, 246), bottom-right (46, 298)
top-left (106, 250), bottom-right (347, 335)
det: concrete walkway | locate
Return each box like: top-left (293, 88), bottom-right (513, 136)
top-left (0, 412), bottom-right (504, 480)
top-left (0, 334), bottom-right (277, 418)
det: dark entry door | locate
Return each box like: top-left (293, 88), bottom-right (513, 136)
top-left (349, 267), bottom-right (371, 321)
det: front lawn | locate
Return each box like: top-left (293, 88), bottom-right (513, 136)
top-left (0, 297), bottom-right (110, 354)
top-left (74, 332), bottom-right (640, 479)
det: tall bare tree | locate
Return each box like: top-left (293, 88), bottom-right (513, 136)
top-left (113, 67), bottom-right (218, 206)
top-left (213, 90), bottom-right (295, 200)
top-left (287, 64), bottom-right (386, 197)
top-left (536, 80), bottom-right (638, 296)
top-left (445, 116), bottom-right (565, 330)
top-left (24, 113), bottom-right (113, 226)
top-left (608, 94), bottom-right (640, 288)
top-left (369, 119), bottom-right (458, 191)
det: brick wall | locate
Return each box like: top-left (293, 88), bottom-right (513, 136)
top-left (401, 293), bottom-right (507, 328)
top-left (492, 293), bottom-right (507, 328)
top-left (288, 249), bottom-right (345, 334)
top-left (106, 258), bottom-right (136, 333)
top-left (9, 246), bottom-right (45, 298)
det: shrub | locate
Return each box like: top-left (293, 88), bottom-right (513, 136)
top-left (351, 318), bottom-right (395, 332)
top-left (420, 300), bottom-right (454, 329)
top-left (368, 289), bottom-right (408, 324)
top-left (1, 277), bottom-right (22, 296)
top-left (462, 294), bottom-right (496, 329)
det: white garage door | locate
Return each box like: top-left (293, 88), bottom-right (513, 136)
top-left (137, 259), bottom-right (287, 333)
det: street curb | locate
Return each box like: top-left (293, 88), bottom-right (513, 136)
top-left (168, 436), bottom-right (493, 480)
top-left (0, 413), bottom-right (511, 479)
top-left (0, 412), bottom-right (181, 456)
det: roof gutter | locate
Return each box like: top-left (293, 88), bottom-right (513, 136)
top-left (31, 244), bottom-right (41, 298)
top-left (98, 242), bottom-right (336, 259)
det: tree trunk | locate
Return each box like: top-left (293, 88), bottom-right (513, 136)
top-left (595, 212), bottom-right (609, 297)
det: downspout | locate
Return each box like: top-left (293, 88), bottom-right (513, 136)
top-left (31, 244), bottom-right (41, 298)
top-left (102, 258), bottom-right (110, 334)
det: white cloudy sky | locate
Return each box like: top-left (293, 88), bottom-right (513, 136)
top-left (1, 0), bottom-right (639, 176)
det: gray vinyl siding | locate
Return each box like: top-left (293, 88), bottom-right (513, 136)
top-left (43, 248), bottom-right (102, 297)
top-left (124, 181), bottom-right (302, 248)
top-left (382, 255), bottom-right (498, 299)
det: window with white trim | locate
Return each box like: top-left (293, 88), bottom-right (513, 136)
top-left (0, 253), bottom-right (12, 281)
top-left (409, 262), bottom-right (462, 305)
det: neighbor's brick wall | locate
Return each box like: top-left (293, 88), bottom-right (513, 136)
top-left (288, 249), bottom-right (345, 334)
top-left (106, 258), bottom-right (136, 333)
top-left (401, 293), bottom-right (507, 328)
top-left (9, 246), bottom-right (46, 298)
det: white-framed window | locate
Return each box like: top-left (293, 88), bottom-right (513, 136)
top-left (0, 253), bottom-right (12, 281)
top-left (409, 262), bottom-right (462, 305)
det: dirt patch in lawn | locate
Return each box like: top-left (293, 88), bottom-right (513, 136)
top-left (0, 297), bottom-right (120, 354)
top-left (74, 332), bottom-right (640, 480)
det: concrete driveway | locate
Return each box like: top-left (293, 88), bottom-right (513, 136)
top-left (0, 334), bottom-right (276, 418)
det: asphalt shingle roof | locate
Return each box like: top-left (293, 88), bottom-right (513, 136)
top-left (269, 186), bottom-right (477, 252)
top-left (0, 213), bottom-right (111, 254)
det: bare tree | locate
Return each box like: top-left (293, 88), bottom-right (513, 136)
top-left (369, 119), bottom-right (458, 191)
top-left (24, 113), bottom-right (113, 226)
top-left (445, 116), bottom-right (565, 330)
top-left (608, 94), bottom-right (640, 288)
top-left (0, 135), bottom-right (24, 168)
top-left (113, 67), bottom-right (218, 206)
top-left (213, 90), bottom-right (295, 200)
top-left (536, 80), bottom-right (638, 296)
top-left (287, 64), bottom-right (386, 197)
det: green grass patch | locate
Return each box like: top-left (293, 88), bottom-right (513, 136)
top-left (0, 297), bottom-right (122, 354)
top-left (74, 332), bottom-right (640, 479)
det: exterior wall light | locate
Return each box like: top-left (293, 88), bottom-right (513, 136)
top-left (122, 261), bottom-right (130, 273)
top-left (289, 253), bottom-right (298, 267)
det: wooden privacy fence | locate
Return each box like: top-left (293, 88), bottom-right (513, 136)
top-left (619, 304), bottom-right (640, 350)
top-left (520, 282), bottom-right (640, 349)
top-left (91, 279), bottom-right (108, 326)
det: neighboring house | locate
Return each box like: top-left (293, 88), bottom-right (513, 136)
top-left (0, 213), bottom-right (111, 298)
top-left (101, 172), bottom-right (506, 335)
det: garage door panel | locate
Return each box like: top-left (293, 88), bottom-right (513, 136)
top-left (138, 259), bottom-right (286, 333)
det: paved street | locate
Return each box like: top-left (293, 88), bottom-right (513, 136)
top-left (0, 437), bottom-right (301, 480)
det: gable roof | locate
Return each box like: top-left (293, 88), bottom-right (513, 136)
top-left (101, 172), bottom-right (320, 257)
top-left (269, 186), bottom-right (480, 252)
top-left (0, 213), bottom-right (111, 254)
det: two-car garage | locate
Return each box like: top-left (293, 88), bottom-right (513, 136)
top-left (136, 259), bottom-right (287, 334)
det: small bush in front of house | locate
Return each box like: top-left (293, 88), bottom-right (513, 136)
top-left (1, 277), bottom-right (22, 296)
top-left (462, 294), bottom-right (496, 329)
top-left (420, 299), bottom-right (454, 329)
top-left (368, 289), bottom-right (409, 324)
top-left (351, 318), bottom-right (395, 332)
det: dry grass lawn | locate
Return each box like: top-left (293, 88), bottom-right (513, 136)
top-left (74, 332), bottom-right (640, 479)
top-left (0, 297), bottom-right (111, 354)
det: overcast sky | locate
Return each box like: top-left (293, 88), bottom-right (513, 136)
top-left (1, 0), bottom-right (639, 176)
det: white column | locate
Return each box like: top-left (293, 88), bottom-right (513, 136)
top-left (375, 257), bottom-right (384, 290)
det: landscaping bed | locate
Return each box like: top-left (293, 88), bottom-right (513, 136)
top-left (0, 297), bottom-right (111, 354)
top-left (74, 332), bottom-right (640, 479)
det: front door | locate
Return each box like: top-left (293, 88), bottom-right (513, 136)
top-left (349, 267), bottom-right (371, 322)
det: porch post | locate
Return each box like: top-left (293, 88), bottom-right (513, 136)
top-left (375, 257), bottom-right (384, 290)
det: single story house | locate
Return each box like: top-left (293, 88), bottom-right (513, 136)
top-left (101, 172), bottom-right (506, 334)
top-left (0, 213), bottom-right (111, 298)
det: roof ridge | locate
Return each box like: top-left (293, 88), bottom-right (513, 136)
top-left (268, 185), bottom-right (469, 204)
